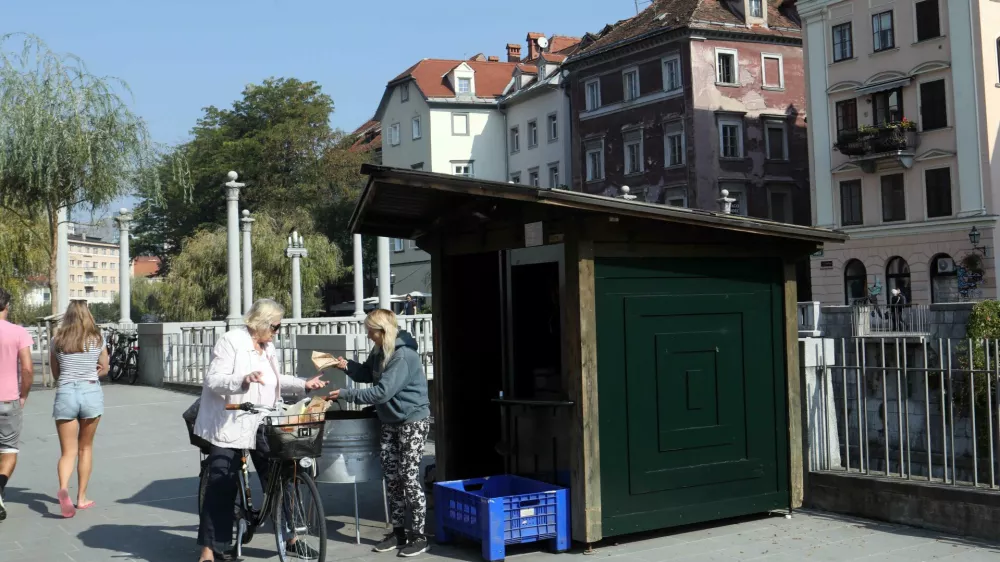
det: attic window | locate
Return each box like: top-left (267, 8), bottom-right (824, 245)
top-left (401, 83), bottom-right (410, 102)
top-left (457, 77), bottom-right (472, 94)
top-left (749, 0), bottom-right (763, 18)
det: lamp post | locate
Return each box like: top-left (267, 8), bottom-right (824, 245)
top-left (969, 226), bottom-right (989, 256)
top-left (352, 234), bottom-right (365, 318)
top-left (114, 208), bottom-right (133, 324)
top-left (225, 171), bottom-right (245, 328)
top-left (241, 210), bottom-right (255, 313)
top-left (55, 206), bottom-right (70, 312)
top-left (286, 229), bottom-right (308, 319)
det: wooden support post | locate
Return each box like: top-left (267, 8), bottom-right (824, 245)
top-left (784, 259), bottom-right (805, 509)
top-left (429, 238), bottom-right (451, 480)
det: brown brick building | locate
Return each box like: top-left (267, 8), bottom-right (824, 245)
top-left (563, 0), bottom-right (810, 226)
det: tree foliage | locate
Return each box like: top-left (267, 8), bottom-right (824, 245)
top-left (0, 34), bottom-right (160, 313)
top-left (0, 207), bottom-right (48, 309)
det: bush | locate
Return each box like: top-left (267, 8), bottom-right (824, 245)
top-left (957, 300), bottom-right (1000, 467)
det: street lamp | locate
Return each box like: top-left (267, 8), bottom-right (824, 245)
top-left (969, 226), bottom-right (988, 256)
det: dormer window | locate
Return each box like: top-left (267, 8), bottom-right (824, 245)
top-left (539, 61), bottom-right (547, 78)
top-left (749, 0), bottom-right (763, 18)
top-left (458, 77), bottom-right (472, 94)
top-left (400, 83), bottom-right (409, 102)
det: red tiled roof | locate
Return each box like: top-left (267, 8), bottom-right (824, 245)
top-left (539, 52), bottom-right (569, 63)
top-left (132, 256), bottom-right (162, 278)
top-left (572, 0), bottom-right (799, 59)
top-left (350, 119), bottom-right (381, 153)
top-left (391, 59), bottom-right (519, 99)
top-left (549, 35), bottom-right (583, 54)
top-left (515, 63), bottom-right (539, 74)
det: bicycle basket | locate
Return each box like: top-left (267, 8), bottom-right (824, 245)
top-left (263, 414), bottom-right (325, 460)
top-left (182, 398), bottom-right (212, 454)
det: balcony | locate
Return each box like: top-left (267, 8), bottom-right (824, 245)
top-left (835, 121), bottom-right (920, 172)
top-left (851, 303), bottom-right (930, 338)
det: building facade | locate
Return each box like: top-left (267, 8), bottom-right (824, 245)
top-left (799, 0), bottom-right (1000, 305)
top-left (563, 0), bottom-right (810, 225)
top-left (68, 234), bottom-right (120, 304)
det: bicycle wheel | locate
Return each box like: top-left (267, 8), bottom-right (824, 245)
top-left (108, 348), bottom-right (126, 382)
top-left (123, 350), bottom-right (139, 385)
top-left (274, 468), bottom-right (326, 562)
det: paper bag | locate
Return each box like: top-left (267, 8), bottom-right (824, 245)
top-left (312, 351), bottom-right (340, 373)
top-left (281, 396), bottom-right (329, 431)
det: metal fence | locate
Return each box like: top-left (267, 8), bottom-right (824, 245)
top-left (812, 337), bottom-right (1000, 490)
top-left (29, 318), bottom-right (134, 387)
top-left (851, 304), bottom-right (931, 337)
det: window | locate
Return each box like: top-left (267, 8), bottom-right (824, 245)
top-left (872, 11), bottom-right (895, 52)
top-left (844, 259), bottom-right (867, 304)
top-left (623, 130), bottom-right (643, 175)
top-left (585, 140), bottom-right (604, 181)
top-left (663, 56), bottom-right (682, 92)
top-left (915, 0), bottom-right (941, 42)
top-left (585, 79), bottom-right (601, 110)
top-left (111, 277), bottom-right (116, 284)
top-left (511, 172), bottom-right (522, 184)
top-left (102, 276), bottom-right (107, 284)
top-left (931, 254), bottom-right (959, 303)
top-left (393, 239), bottom-right (404, 252)
top-left (886, 256), bottom-right (912, 302)
top-left (832, 22), bottom-right (853, 62)
top-left (400, 83), bottom-right (409, 102)
top-left (408, 240), bottom-right (417, 249)
top-left (840, 180), bottom-right (863, 225)
top-left (836, 99), bottom-right (858, 134)
top-left (528, 169), bottom-right (540, 187)
top-left (547, 113), bottom-right (558, 141)
top-left (510, 126), bottom-right (520, 153)
top-left (111, 262), bottom-right (116, 269)
top-left (749, 0), bottom-right (763, 18)
top-left (925, 167), bottom-right (953, 218)
top-left (765, 121), bottom-right (787, 160)
top-left (528, 120), bottom-right (538, 148)
top-left (548, 164), bottom-right (560, 187)
top-left (663, 187), bottom-right (687, 207)
top-left (411, 117), bottom-right (421, 139)
top-left (623, 68), bottom-right (639, 101)
top-left (389, 123), bottom-right (401, 146)
top-left (762, 54), bottom-right (783, 89)
top-left (872, 88), bottom-right (902, 125)
top-left (70, 275), bottom-right (75, 282)
top-left (719, 119), bottom-right (743, 158)
top-left (768, 187), bottom-right (793, 223)
top-left (881, 173), bottom-right (906, 222)
top-left (716, 49), bottom-right (738, 84)
top-left (721, 183), bottom-right (746, 216)
top-left (919, 80), bottom-right (947, 131)
top-left (452, 113), bottom-right (469, 135)
top-left (664, 121), bottom-right (685, 167)
top-left (457, 77), bottom-right (471, 94)
top-left (453, 162), bottom-right (473, 177)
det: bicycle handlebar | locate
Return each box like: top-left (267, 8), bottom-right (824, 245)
top-left (225, 402), bottom-right (276, 413)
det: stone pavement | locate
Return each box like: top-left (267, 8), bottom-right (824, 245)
top-left (2, 385), bottom-right (1000, 561)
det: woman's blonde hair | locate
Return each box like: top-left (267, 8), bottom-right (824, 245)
top-left (365, 309), bottom-right (398, 368)
top-left (244, 298), bottom-right (285, 335)
top-left (52, 300), bottom-right (102, 354)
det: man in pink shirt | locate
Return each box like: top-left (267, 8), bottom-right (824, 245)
top-left (0, 287), bottom-right (34, 522)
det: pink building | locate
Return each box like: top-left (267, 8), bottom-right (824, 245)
top-left (799, 0), bottom-right (1000, 305)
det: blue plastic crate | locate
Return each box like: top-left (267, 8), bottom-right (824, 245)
top-left (434, 475), bottom-right (570, 561)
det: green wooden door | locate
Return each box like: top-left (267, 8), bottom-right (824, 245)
top-left (596, 258), bottom-right (789, 537)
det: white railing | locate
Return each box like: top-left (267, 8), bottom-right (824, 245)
top-left (798, 302), bottom-right (821, 337)
top-left (852, 304), bottom-right (931, 337)
top-left (31, 318), bottom-right (132, 387)
top-left (162, 315), bottom-right (434, 387)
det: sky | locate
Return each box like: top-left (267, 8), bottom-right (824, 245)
top-left (5, 0), bottom-right (636, 226)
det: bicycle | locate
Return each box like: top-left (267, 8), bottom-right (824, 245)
top-left (197, 402), bottom-right (328, 562)
top-left (107, 331), bottom-right (139, 385)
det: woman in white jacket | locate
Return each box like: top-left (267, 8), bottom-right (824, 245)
top-left (193, 299), bottom-right (326, 562)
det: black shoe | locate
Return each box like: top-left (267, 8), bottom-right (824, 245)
top-left (286, 540), bottom-right (320, 560)
top-left (374, 530), bottom-right (405, 553)
top-left (399, 535), bottom-right (429, 557)
top-left (0, 491), bottom-right (6, 521)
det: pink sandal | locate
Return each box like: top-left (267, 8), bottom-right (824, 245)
top-left (57, 489), bottom-right (76, 518)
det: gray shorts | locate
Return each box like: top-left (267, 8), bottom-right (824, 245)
top-left (0, 400), bottom-right (22, 454)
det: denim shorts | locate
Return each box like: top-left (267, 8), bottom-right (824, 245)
top-left (53, 380), bottom-right (104, 421)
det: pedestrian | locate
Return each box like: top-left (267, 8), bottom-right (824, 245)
top-left (193, 298), bottom-right (326, 562)
top-left (403, 295), bottom-right (417, 316)
top-left (328, 308), bottom-right (431, 557)
top-left (50, 300), bottom-right (110, 518)
top-left (0, 287), bottom-right (34, 522)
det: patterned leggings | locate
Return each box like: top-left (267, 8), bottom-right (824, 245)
top-left (380, 418), bottom-right (431, 534)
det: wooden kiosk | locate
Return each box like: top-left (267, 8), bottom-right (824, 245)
top-left (350, 165), bottom-right (848, 544)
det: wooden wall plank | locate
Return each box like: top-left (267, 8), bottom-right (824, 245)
top-left (784, 259), bottom-right (805, 509)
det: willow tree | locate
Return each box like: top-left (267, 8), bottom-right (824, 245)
top-left (0, 34), bottom-right (159, 313)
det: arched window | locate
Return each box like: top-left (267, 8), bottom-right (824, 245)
top-left (886, 256), bottom-right (912, 303)
top-left (844, 259), bottom-right (867, 304)
top-left (930, 253), bottom-right (959, 303)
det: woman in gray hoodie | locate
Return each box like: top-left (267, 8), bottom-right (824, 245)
top-left (328, 309), bottom-right (431, 557)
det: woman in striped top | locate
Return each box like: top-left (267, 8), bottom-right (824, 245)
top-left (49, 300), bottom-right (109, 518)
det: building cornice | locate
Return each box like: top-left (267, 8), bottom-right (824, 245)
top-left (836, 215), bottom-right (998, 239)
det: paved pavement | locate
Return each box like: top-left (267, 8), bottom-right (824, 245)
top-left (2, 385), bottom-right (1000, 561)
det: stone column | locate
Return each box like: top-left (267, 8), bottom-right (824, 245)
top-left (241, 210), bottom-right (255, 313)
top-left (353, 234), bottom-right (365, 318)
top-left (798, 1), bottom-right (835, 227)
top-left (377, 236), bottom-right (391, 310)
top-left (225, 171), bottom-right (244, 328)
top-left (286, 229), bottom-right (308, 319)
top-left (55, 206), bottom-right (70, 313)
top-left (114, 208), bottom-right (133, 324)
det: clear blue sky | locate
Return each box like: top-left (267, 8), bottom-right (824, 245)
top-left (6, 0), bottom-right (634, 221)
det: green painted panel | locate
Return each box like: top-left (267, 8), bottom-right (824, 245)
top-left (596, 258), bottom-right (789, 538)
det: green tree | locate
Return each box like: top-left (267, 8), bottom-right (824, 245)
top-left (0, 34), bottom-right (160, 314)
top-left (0, 206), bottom-right (48, 309)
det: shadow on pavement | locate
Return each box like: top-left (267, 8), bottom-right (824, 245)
top-left (4, 486), bottom-right (62, 519)
top-left (77, 522), bottom-right (272, 562)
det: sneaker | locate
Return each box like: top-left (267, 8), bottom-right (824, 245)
top-left (373, 531), bottom-right (405, 553)
top-left (399, 535), bottom-right (429, 557)
top-left (286, 540), bottom-right (320, 560)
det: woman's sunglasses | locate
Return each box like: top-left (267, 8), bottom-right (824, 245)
top-left (270, 323), bottom-right (281, 332)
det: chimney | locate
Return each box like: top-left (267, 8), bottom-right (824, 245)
top-left (506, 43), bottom-right (522, 62)
top-left (526, 32), bottom-right (545, 60)
top-left (488, 56), bottom-right (500, 62)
